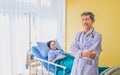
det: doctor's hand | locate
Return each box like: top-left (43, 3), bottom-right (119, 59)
top-left (81, 50), bottom-right (96, 59)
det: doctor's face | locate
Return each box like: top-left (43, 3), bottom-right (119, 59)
top-left (81, 15), bottom-right (94, 32)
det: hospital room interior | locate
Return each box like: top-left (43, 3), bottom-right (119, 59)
top-left (0, 0), bottom-right (120, 75)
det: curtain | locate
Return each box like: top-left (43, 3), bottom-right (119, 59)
top-left (0, 0), bottom-right (66, 75)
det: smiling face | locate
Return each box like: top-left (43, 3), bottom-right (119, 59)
top-left (50, 41), bottom-right (57, 50)
top-left (81, 15), bottom-right (94, 33)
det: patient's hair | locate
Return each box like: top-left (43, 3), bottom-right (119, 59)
top-left (81, 12), bottom-right (95, 21)
top-left (47, 40), bottom-right (55, 49)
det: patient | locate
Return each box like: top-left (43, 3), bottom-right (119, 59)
top-left (47, 40), bottom-right (66, 63)
top-left (47, 40), bottom-right (74, 75)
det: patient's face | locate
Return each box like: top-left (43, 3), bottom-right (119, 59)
top-left (50, 41), bottom-right (57, 50)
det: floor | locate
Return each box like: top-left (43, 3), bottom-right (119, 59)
top-left (24, 65), bottom-right (53, 75)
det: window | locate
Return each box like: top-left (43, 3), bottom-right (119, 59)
top-left (0, 0), bottom-right (66, 75)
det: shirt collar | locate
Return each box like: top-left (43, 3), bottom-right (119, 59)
top-left (83, 27), bottom-right (94, 36)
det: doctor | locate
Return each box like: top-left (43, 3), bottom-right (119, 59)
top-left (70, 12), bottom-right (102, 75)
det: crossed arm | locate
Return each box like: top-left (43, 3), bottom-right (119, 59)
top-left (81, 50), bottom-right (96, 59)
top-left (71, 33), bottom-right (102, 59)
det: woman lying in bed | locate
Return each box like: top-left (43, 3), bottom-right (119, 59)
top-left (47, 40), bottom-right (66, 63)
top-left (47, 40), bottom-right (74, 75)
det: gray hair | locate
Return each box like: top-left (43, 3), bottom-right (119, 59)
top-left (81, 12), bottom-right (95, 21)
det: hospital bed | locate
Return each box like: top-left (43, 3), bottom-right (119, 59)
top-left (100, 65), bottom-right (120, 75)
top-left (30, 40), bottom-right (110, 75)
top-left (32, 46), bottom-right (67, 75)
top-left (31, 40), bottom-right (69, 75)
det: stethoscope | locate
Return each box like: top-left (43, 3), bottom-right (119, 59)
top-left (86, 28), bottom-right (94, 38)
top-left (77, 28), bottom-right (95, 49)
top-left (78, 28), bottom-right (95, 42)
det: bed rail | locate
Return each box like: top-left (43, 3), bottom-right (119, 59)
top-left (33, 56), bottom-right (66, 75)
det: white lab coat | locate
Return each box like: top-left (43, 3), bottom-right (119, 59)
top-left (70, 28), bottom-right (102, 75)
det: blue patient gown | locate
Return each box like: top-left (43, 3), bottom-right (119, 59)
top-left (70, 28), bottom-right (102, 75)
top-left (48, 49), bottom-right (64, 61)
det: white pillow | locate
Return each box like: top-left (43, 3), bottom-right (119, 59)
top-left (100, 65), bottom-right (119, 75)
top-left (105, 65), bottom-right (120, 75)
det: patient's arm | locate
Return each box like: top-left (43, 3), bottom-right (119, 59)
top-left (50, 59), bottom-right (56, 63)
top-left (50, 55), bottom-right (66, 63)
